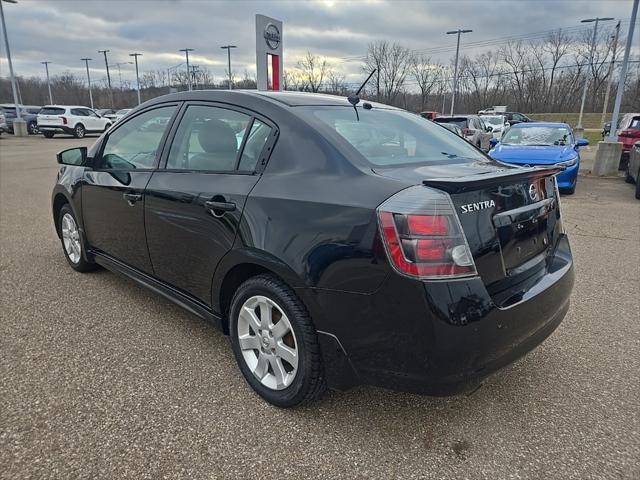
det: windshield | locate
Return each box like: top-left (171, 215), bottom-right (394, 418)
top-left (308, 107), bottom-right (487, 166)
top-left (481, 116), bottom-right (504, 127)
top-left (501, 126), bottom-right (572, 146)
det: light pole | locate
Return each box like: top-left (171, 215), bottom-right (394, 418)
top-left (179, 48), bottom-right (194, 91)
top-left (81, 58), bottom-right (94, 109)
top-left (0, 0), bottom-right (26, 136)
top-left (129, 53), bottom-right (142, 105)
top-left (220, 45), bottom-right (237, 90)
top-left (99, 49), bottom-right (113, 107)
top-left (607, 0), bottom-right (638, 141)
top-left (446, 29), bottom-right (472, 115)
top-left (576, 17), bottom-right (614, 132)
top-left (111, 62), bottom-right (133, 88)
top-left (41, 61), bottom-right (53, 104)
top-left (600, 21), bottom-right (620, 128)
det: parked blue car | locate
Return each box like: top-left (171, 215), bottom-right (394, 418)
top-left (488, 122), bottom-right (588, 194)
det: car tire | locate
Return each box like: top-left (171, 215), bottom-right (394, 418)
top-left (43, 131), bottom-right (54, 138)
top-left (73, 124), bottom-right (86, 138)
top-left (636, 174), bottom-right (640, 200)
top-left (625, 167), bottom-right (634, 184)
top-left (229, 274), bottom-right (326, 408)
top-left (57, 204), bottom-right (97, 272)
top-left (28, 121), bottom-right (39, 135)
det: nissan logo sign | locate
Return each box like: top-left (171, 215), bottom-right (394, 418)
top-left (264, 23), bottom-right (281, 50)
top-left (528, 184), bottom-right (539, 201)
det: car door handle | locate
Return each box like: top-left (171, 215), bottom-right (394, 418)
top-left (204, 200), bottom-right (236, 214)
top-left (123, 193), bottom-right (143, 206)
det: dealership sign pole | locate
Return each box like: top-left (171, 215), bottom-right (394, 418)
top-left (256, 14), bottom-right (283, 91)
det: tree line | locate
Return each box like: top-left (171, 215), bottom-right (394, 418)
top-left (1, 26), bottom-right (638, 115)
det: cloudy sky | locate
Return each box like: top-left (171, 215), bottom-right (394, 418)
top-left (0, 0), bottom-right (636, 87)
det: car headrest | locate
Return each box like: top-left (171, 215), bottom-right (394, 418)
top-left (197, 119), bottom-right (237, 154)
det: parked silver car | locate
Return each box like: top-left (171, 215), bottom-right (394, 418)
top-left (434, 115), bottom-right (493, 151)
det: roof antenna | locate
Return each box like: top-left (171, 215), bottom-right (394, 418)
top-left (348, 68), bottom-right (376, 121)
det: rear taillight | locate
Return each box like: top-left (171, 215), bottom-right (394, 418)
top-left (61, 116), bottom-right (67, 125)
top-left (377, 186), bottom-right (477, 280)
top-left (462, 128), bottom-right (472, 136)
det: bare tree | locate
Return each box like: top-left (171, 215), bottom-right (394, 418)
top-left (298, 51), bottom-right (328, 93)
top-left (326, 71), bottom-right (348, 95)
top-left (363, 40), bottom-right (410, 105)
top-left (410, 54), bottom-right (440, 111)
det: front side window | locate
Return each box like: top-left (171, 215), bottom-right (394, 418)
top-left (100, 106), bottom-right (176, 170)
top-left (311, 107), bottom-right (487, 166)
top-left (501, 127), bottom-right (572, 146)
top-left (166, 105), bottom-right (251, 171)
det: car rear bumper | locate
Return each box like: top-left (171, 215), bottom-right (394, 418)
top-left (38, 125), bottom-right (74, 134)
top-left (306, 234), bottom-right (574, 395)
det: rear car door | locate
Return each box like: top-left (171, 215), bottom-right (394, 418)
top-left (144, 103), bottom-right (276, 304)
top-left (82, 104), bottom-right (179, 273)
top-left (83, 108), bottom-right (103, 131)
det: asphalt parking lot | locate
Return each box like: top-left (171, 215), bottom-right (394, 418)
top-left (1, 135), bottom-right (638, 479)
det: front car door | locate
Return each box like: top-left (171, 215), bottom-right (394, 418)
top-left (82, 104), bottom-right (179, 273)
top-left (144, 103), bottom-right (276, 304)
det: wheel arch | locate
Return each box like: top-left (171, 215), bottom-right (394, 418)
top-left (212, 248), bottom-right (309, 335)
top-left (52, 191), bottom-right (71, 237)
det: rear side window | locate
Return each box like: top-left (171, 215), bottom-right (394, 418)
top-left (71, 109), bottom-right (87, 116)
top-left (310, 107), bottom-right (486, 166)
top-left (99, 106), bottom-right (176, 170)
top-left (630, 117), bottom-right (640, 129)
top-left (39, 107), bottom-right (65, 115)
top-left (238, 119), bottom-right (272, 171)
top-left (166, 105), bottom-right (251, 172)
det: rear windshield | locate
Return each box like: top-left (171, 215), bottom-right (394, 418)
top-left (307, 107), bottom-right (486, 166)
top-left (434, 117), bottom-right (469, 128)
top-left (40, 107), bottom-right (65, 115)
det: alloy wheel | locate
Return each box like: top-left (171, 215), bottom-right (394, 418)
top-left (75, 125), bottom-right (85, 138)
top-left (61, 213), bottom-right (81, 264)
top-left (237, 295), bottom-right (298, 390)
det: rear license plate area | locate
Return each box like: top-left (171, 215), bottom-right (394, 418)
top-left (497, 214), bottom-right (549, 273)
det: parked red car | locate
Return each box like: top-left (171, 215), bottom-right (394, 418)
top-left (618, 115), bottom-right (640, 157)
top-left (419, 111), bottom-right (439, 120)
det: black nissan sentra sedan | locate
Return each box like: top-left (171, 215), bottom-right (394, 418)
top-left (52, 91), bottom-right (574, 407)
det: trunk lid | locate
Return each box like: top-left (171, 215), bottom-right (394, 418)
top-left (374, 161), bottom-right (563, 303)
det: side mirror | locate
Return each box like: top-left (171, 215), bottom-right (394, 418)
top-left (486, 125), bottom-right (494, 132)
top-left (57, 146), bottom-right (88, 166)
top-left (489, 138), bottom-right (499, 148)
top-left (504, 121), bottom-right (510, 127)
top-left (576, 138), bottom-right (589, 147)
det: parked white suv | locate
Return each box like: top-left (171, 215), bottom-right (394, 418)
top-left (37, 106), bottom-right (112, 138)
